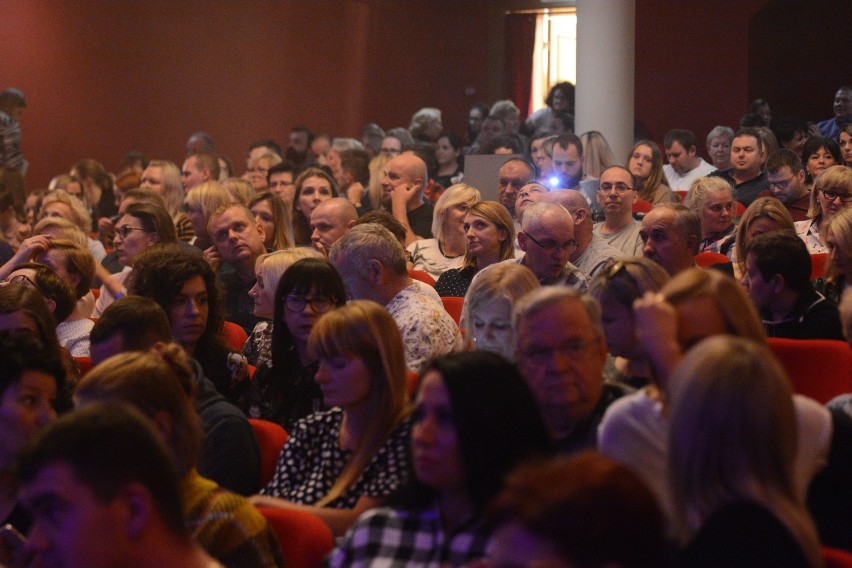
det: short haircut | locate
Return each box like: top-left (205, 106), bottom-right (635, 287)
top-left (0, 330), bottom-right (64, 397)
top-left (90, 295), bottom-right (172, 350)
top-left (339, 148), bottom-right (371, 186)
top-left (17, 262), bottom-right (76, 324)
top-left (513, 286), bottom-right (604, 338)
top-left (16, 402), bottom-right (188, 538)
top-left (267, 160), bottom-right (300, 182)
top-left (551, 111), bottom-right (574, 134)
top-left (653, 203), bottom-right (702, 255)
top-left (600, 165), bottom-right (637, 190)
top-left (734, 127), bottom-right (764, 153)
top-left (186, 150), bottom-right (221, 181)
top-left (588, 257), bottom-right (670, 309)
top-left (329, 223), bottom-right (407, 277)
top-left (766, 148), bottom-right (804, 175)
top-left (746, 231), bottom-right (811, 294)
top-left (554, 133), bottom-right (583, 156)
top-left (490, 452), bottom-right (667, 567)
top-left (664, 129), bottom-right (697, 151)
top-left (123, 202), bottom-right (178, 244)
top-left (122, 186), bottom-right (167, 209)
top-left (705, 125), bottom-right (735, 148)
top-left (249, 139), bottom-right (282, 157)
top-left (354, 210), bottom-right (407, 246)
top-left (206, 202), bottom-right (254, 238)
top-left (483, 134), bottom-right (525, 155)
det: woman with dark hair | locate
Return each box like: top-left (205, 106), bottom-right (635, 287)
top-left (434, 132), bottom-right (463, 189)
top-left (802, 136), bottom-right (842, 185)
top-left (466, 102), bottom-right (490, 147)
top-left (93, 201), bottom-right (177, 316)
top-left (248, 258), bottom-right (346, 427)
top-left (0, 331), bottom-right (65, 541)
top-left (525, 81), bottom-right (575, 137)
top-left (248, 191), bottom-right (294, 251)
top-left (291, 168), bottom-right (338, 246)
top-left (840, 122), bottom-right (852, 166)
top-left (747, 97), bottom-right (772, 127)
top-left (128, 245), bottom-right (239, 403)
top-left (71, 158), bottom-right (118, 231)
top-left (327, 350), bottom-right (551, 566)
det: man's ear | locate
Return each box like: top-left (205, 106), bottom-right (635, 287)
top-left (770, 273), bottom-right (786, 294)
top-left (118, 483), bottom-right (154, 541)
top-left (255, 221), bottom-right (266, 245)
top-left (345, 219), bottom-right (357, 230)
top-left (688, 145), bottom-right (698, 157)
top-left (43, 298), bottom-right (56, 314)
top-left (517, 231), bottom-right (529, 252)
top-left (364, 258), bottom-right (384, 284)
top-left (573, 208), bottom-right (588, 225)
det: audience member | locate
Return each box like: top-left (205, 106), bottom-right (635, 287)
top-left (488, 452), bottom-right (667, 568)
top-left (184, 181), bottom-right (232, 250)
top-left (705, 125), bottom-right (734, 171)
top-left (89, 295), bottom-right (260, 496)
top-left (817, 85), bottom-right (852, 138)
top-left (742, 231), bottom-right (842, 339)
top-left (709, 127), bottom-right (768, 206)
top-left (525, 81), bottom-right (575, 137)
top-left (593, 165), bottom-right (643, 256)
top-left (580, 131), bottom-right (616, 180)
top-left (627, 139), bottom-right (675, 205)
top-left (407, 183), bottom-right (481, 280)
top-left (409, 107), bottom-right (443, 143)
top-left (247, 152), bottom-right (282, 194)
top-left (327, 351), bottom-right (551, 566)
top-left (813, 207), bottom-right (852, 303)
top-left (764, 148), bottom-right (811, 221)
top-left (181, 150), bottom-right (220, 191)
top-left (435, 201), bottom-right (515, 297)
top-left (434, 132), bottom-right (463, 188)
top-left (639, 203), bottom-right (701, 276)
top-left (141, 160), bottom-right (194, 241)
top-left (802, 136), bottom-right (842, 186)
top-left (291, 166), bottom-right (338, 246)
top-left (466, 101), bottom-right (490, 146)
top-left (840, 122), bottom-right (852, 165)
top-left (772, 116), bottom-right (809, 156)
top-left (71, 159), bottom-right (118, 230)
top-left (266, 160), bottom-right (300, 210)
top-left (329, 224), bottom-right (461, 373)
top-left (40, 189), bottom-right (106, 262)
top-left (286, 126), bottom-right (313, 167)
top-left (662, 129), bottom-right (716, 191)
top-left (685, 176), bottom-right (736, 257)
top-left (514, 287), bottom-right (629, 454)
top-left (460, 262), bottom-right (539, 360)
top-left (76, 347), bottom-right (282, 566)
top-left (497, 158), bottom-right (535, 220)
top-left (309, 197), bottom-right (357, 257)
top-left (555, 189), bottom-right (622, 278)
top-left (795, 165), bottom-right (852, 253)
top-left (248, 258), bottom-right (345, 426)
top-left (732, 196), bottom-right (796, 275)
top-left (0, 88), bottom-right (26, 174)
top-left (382, 153), bottom-right (434, 244)
top-left (248, 191), bottom-right (294, 251)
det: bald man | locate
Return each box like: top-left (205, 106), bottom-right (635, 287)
top-left (310, 197), bottom-right (358, 257)
top-left (548, 189), bottom-right (621, 278)
top-left (382, 153), bottom-right (434, 245)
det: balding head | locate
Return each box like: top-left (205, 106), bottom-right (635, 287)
top-left (499, 159), bottom-right (536, 218)
top-left (310, 197), bottom-right (358, 255)
top-left (381, 153), bottom-right (427, 207)
top-left (515, 181), bottom-right (550, 224)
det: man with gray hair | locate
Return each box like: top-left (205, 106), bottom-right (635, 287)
top-left (329, 223), bottom-right (461, 372)
top-left (0, 87), bottom-right (27, 173)
top-left (514, 287), bottom-right (629, 454)
top-left (639, 203), bottom-right (701, 276)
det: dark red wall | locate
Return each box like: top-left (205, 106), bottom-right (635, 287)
top-left (0, 0), bottom-right (490, 188)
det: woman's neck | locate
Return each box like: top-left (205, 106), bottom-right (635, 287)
top-left (294, 340), bottom-right (312, 367)
top-left (339, 405), bottom-right (370, 451)
top-left (437, 162), bottom-right (458, 177)
top-left (438, 489), bottom-right (476, 534)
top-left (475, 250), bottom-right (501, 270)
top-left (441, 232), bottom-right (466, 258)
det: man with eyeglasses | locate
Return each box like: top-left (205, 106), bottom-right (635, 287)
top-left (510, 202), bottom-right (588, 290)
top-left (763, 149), bottom-right (810, 221)
top-left (592, 166), bottom-right (643, 256)
top-left (513, 287), bottom-right (629, 454)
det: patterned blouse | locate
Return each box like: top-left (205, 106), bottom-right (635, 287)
top-left (261, 409), bottom-right (411, 508)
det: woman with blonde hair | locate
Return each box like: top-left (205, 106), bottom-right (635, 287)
top-left (814, 206), bottom-right (852, 303)
top-left (248, 191), bottom-right (293, 252)
top-left (185, 181), bottom-right (231, 250)
top-left (244, 247), bottom-right (323, 368)
top-left (795, 165), bottom-right (852, 252)
top-left (581, 131), bottom-right (617, 179)
top-left (626, 140), bottom-right (675, 205)
top-left (40, 189), bottom-right (106, 262)
top-left (253, 300), bottom-right (412, 537)
top-left (221, 177), bottom-right (255, 205)
top-left (460, 263), bottom-right (539, 361)
top-left (367, 153), bottom-right (392, 211)
top-left (732, 196), bottom-right (796, 275)
top-left (407, 183), bottom-right (481, 280)
top-left (141, 159), bottom-right (193, 241)
top-left (685, 176), bottom-right (737, 257)
top-left (435, 200), bottom-right (515, 297)
top-left (75, 346), bottom-right (282, 567)
top-left (247, 152), bottom-right (283, 193)
top-left (669, 336), bottom-right (823, 567)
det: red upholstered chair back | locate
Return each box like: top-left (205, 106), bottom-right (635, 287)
top-left (221, 321), bottom-right (248, 351)
top-left (441, 296), bottom-right (464, 326)
top-left (257, 506), bottom-right (334, 568)
top-left (74, 356), bottom-right (94, 377)
top-left (823, 546), bottom-right (852, 568)
top-left (409, 269), bottom-right (436, 287)
top-left (811, 253), bottom-right (829, 280)
top-left (632, 199), bottom-right (653, 214)
top-left (767, 338), bottom-right (852, 404)
top-left (734, 201), bottom-right (746, 216)
top-left (248, 419), bottom-right (288, 490)
top-left (695, 251), bottom-right (731, 269)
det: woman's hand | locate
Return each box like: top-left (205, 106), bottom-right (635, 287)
top-left (633, 292), bottom-right (682, 388)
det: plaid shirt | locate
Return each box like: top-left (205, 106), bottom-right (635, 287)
top-left (326, 505), bottom-right (492, 567)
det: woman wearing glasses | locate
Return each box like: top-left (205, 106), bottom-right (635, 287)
top-left (93, 202), bottom-right (177, 316)
top-left (247, 258), bottom-right (346, 427)
top-left (794, 165), bottom-right (852, 253)
top-left (252, 301), bottom-right (412, 537)
top-left (434, 201), bottom-right (515, 297)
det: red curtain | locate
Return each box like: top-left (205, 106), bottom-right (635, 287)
top-left (504, 13), bottom-right (537, 120)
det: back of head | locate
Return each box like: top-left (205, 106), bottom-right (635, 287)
top-left (90, 296), bottom-right (173, 362)
top-left (16, 401), bottom-right (187, 538)
top-left (76, 346), bottom-right (202, 475)
top-left (0, 88), bottom-right (25, 115)
top-left (354, 210), bottom-right (407, 246)
top-left (339, 148), bottom-right (371, 186)
top-left (185, 181), bottom-right (231, 220)
top-left (0, 330), bottom-right (64, 398)
top-left (422, 351), bottom-right (552, 510)
top-left (462, 263), bottom-right (540, 333)
top-left (491, 452), bottom-right (667, 568)
top-left (661, 268), bottom-right (765, 343)
top-left (589, 257), bottom-right (670, 308)
top-left (0, 284), bottom-right (59, 346)
top-left (187, 150), bottom-right (221, 181)
top-left (329, 223), bottom-right (407, 277)
top-left (747, 231), bottom-right (811, 294)
top-left (33, 217), bottom-right (88, 248)
top-left (20, 262), bottom-right (76, 324)
top-left (123, 201), bottom-right (178, 244)
top-left (765, 147), bottom-right (804, 174)
top-left (256, 248), bottom-right (323, 295)
top-left (825, 207), bottom-right (852, 282)
top-left (121, 186), bottom-right (168, 210)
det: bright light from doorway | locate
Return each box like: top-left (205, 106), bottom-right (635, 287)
top-left (529, 11), bottom-right (577, 115)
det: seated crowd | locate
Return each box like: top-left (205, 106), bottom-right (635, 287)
top-left (2, 83), bottom-right (852, 567)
